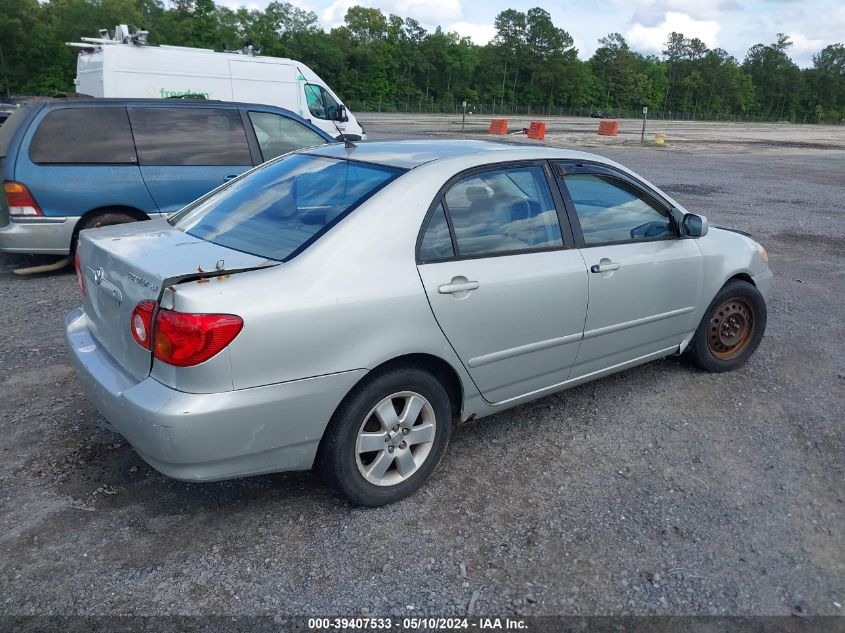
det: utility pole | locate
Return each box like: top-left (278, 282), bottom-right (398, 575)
top-left (461, 100), bottom-right (467, 134)
top-left (641, 106), bottom-right (648, 144)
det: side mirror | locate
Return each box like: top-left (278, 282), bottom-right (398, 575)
top-left (681, 213), bottom-right (708, 238)
top-left (335, 104), bottom-right (348, 122)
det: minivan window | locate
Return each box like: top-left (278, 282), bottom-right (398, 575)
top-left (0, 106), bottom-right (31, 158)
top-left (128, 107), bottom-right (251, 166)
top-left (29, 107), bottom-right (137, 164)
top-left (248, 111), bottom-right (328, 161)
top-left (171, 154), bottom-right (403, 261)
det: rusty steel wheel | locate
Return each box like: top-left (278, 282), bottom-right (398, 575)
top-left (706, 297), bottom-right (755, 360)
top-left (687, 280), bottom-right (767, 373)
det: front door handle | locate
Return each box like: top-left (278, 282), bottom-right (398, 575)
top-left (223, 174), bottom-right (239, 181)
top-left (590, 262), bottom-right (621, 273)
top-left (438, 280), bottom-right (480, 294)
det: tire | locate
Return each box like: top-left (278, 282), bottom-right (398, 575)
top-left (72, 211), bottom-right (138, 253)
top-left (686, 279), bottom-right (767, 373)
top-left (318, 367), bottom-right (452, 506)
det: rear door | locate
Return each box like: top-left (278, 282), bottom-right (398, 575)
top-left (554, 161), bottom-right (704, 378)
top-left (416, 163), bottom-right (588, 405)
top-left (128, 106), bottom-right (254, 214)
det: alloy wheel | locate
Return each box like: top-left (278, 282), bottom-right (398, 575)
top-left (355, 391), bottom-right (437, 487)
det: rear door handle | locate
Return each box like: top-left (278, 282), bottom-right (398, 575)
top-left (590, 262), bottom-right (621, 273)
top-left (438, 280), bottom-right (480, 294)
top-left (223, 174), bottom-right (238, 181)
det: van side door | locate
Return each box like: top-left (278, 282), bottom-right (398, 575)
top-left (15, 105), bottom-right (155, 227)
top-left (128, 106), bottom-right (254, 214)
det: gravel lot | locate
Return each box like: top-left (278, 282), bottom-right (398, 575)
top-left (0, 116), bottom-right (843, 619)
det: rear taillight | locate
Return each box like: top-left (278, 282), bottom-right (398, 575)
top-left (74, 251), bottom-right (86, 297)
top-left (4, 181), bottom-right (42, 217)
top-left (130, 300), bottom-right (156, 350)
top-left (130, 302), bottom-right (243, 367)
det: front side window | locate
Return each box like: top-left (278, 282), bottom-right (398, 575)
top-left (305, 84), bottom-right (341, 121)
top-left (443, 166), bottom-right (563, 257)
top-left (562, 174), bottom-right (674, 245)
top-left (128, 107), bottom-right (251, 166)
top-left (29, 107), bottom-right (137, 164)
top-left (248, 111), bottom-right (328, 161)
top-left (171, 154), bottom-right (403, 261)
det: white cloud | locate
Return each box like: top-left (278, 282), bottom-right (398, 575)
top-left (320, 0), bottom-right (463, 29)
top-left (321, 0), bottom-right (359, 28)
top-left (388, 0), bottom-right (462, 23)
top-left (449, 21), bottom-right (496, 44)
top-left (626, 11), bottom-right (721, 54)
top-left (615, 0), bottom-right (733, 22)
top-left (786, 32), bottom-right (828, 67)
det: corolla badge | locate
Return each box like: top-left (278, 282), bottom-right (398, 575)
top-left (93, 267), bottom-right (105, 285)
top-left (128, 272), bottom-right (159, 292)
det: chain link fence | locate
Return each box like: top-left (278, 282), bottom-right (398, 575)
top-left (346, 99), bottom-right (841, 124)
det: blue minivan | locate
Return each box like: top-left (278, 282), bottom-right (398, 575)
top-left (0, 98), bottom-right (334, 255)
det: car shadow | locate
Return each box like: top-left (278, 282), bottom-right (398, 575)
top-left (57, 355), bottom-right (692, 519)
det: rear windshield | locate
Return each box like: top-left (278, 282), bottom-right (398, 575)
top-left (171, 154), bottom-right (403, 261)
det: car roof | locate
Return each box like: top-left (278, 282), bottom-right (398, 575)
top-left (33, 97), bottom-right (262, 109)
top-left (302, 139), bottom-right (610, 169)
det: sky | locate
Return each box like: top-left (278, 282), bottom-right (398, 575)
top-left (216, 0), bottom-right (844, 68)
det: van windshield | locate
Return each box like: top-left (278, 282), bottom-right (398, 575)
top-left (171, 154), bottom-right (403, 261)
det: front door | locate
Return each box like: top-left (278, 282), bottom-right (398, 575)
top-left (554, 163), bottom-right (704, 378)
top-left (416, 164), bottom-right (589, 404)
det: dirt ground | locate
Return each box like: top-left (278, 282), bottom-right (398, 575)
top-left (0, 115), bottom-right (843, 620)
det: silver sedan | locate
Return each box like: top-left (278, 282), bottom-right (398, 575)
top-left (66, 140), bottom-right (773, 506)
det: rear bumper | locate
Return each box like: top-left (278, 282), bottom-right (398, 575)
top-left (65, 307), bottom-right (366, 481)
top-left (0, 216), bottom-right (78, 254)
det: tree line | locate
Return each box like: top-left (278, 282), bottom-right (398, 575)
top-left (1, 0), bottom-right (843, 122)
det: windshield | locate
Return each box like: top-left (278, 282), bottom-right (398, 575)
top-left (171, 154), bottom-right (404, 261)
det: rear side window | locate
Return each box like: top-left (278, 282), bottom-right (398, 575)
top-left (128, 107), bottom-right (251, 166)
top-left (0, 106), bottom-right (32, 158)
top-left (419, 203), bottom-right (455, 260)
top-left (248, 111), bottom-right (328, 161)
top-left (29, 107), bottom-right (137, 164)
top-left (172, 154), bottom-right (403, 261)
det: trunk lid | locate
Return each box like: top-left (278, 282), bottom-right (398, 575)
top-left (77, 218), bottom-right (274, 380)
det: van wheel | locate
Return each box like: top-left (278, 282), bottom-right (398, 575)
top-left (72, 211), bottom-right (138, 252)
top-left (686, 280), bottom-right (767, 372)
top-left (318, 367), bottom-right (452, 507)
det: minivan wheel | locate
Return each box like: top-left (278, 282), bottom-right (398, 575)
top-left (319, 367), bottom-right (452, 506)
top-left (686, 280), bottom-right (767, 373)
top-left (72, 211), bottom-right (138, 253)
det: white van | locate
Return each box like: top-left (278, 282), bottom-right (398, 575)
top-left (68, 25), bottom-right (366, 140)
